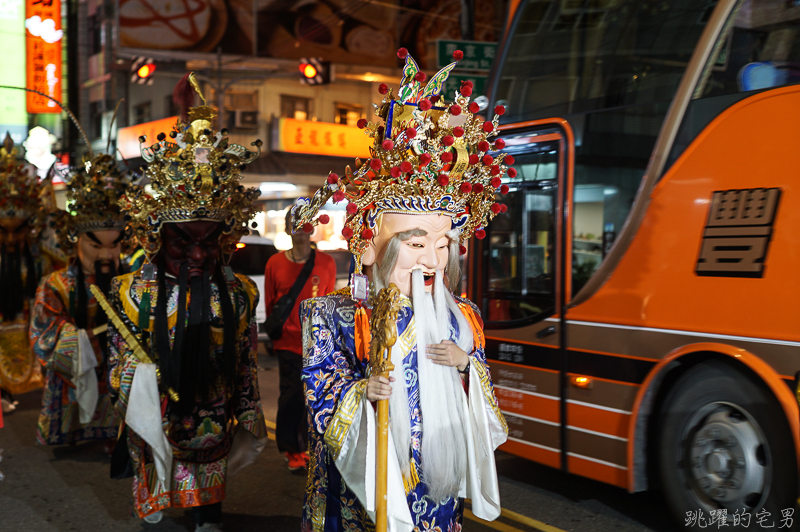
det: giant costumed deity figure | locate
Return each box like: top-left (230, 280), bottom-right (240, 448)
top-left (106, 74), bottom-right (267, 529)
top-left (0, 134), bottom-right (59, 410)
top-left (294, 49), bottom-right (512, 532)
top-left (30, 152), bottom-right (130, 446)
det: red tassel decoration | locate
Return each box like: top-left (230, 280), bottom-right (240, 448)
top-left (173, 73), bottom-right (196, 122)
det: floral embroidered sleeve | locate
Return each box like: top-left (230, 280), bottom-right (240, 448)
top-left (233, 275), bottom-right (267, 440)
top-left (30, 273), bottom-right (77, 383)
top-left (300, 296), bottom-right (366, 439)
top-left (108, 278), bottom-right (139, 419)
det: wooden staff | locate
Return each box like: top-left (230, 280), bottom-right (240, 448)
top-left (368, 285), bottom-right (402, 532)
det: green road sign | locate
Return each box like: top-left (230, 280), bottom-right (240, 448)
top-left (437, 40), bottom-right (497, 71)
top-left (442, 74), bottom-right (487, 99)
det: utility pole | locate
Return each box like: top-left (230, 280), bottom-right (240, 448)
top-left (217, 47), bottom-right (224, 122)
top-left (460, 0), bottom-right (475, 40)
top-left (66, 0), bottom-right (79, 158)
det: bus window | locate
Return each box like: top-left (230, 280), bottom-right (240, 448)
top-left (572, 184), bottom-right (620, 292)
top-left (486, 179), bottom-right (557, 325)
top-left (492, 0), bottom-right (717, 294)
top-left (666, 0), bottom-right (800, 171)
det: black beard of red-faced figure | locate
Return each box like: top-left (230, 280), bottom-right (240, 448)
top-left (154, 252), bottom-right (237, 418)
top-left (0, 241), bottom-right (38, 320)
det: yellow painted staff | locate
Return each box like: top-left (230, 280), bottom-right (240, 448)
top-left (368, 284), bottom-right (403, 532)
top-left (89, 284), bottom-right (179, 402)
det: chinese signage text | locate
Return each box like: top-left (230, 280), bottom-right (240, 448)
top-left (273, 118), bottom-right (372, 158)
top-left (26, 0), bottom-right (62, 114)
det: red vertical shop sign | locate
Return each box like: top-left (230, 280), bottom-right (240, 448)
top-left (25, 0), bottom-right (62, 114)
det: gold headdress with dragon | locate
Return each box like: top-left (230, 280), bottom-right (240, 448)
top-left (0, 134), bottom-right (44, 223)
top-left (292, 48), bottom-right (515, 271)
top-left (120, 73), bottom-right (262, 260)
top-left (58, 153), bottom-right (132, 248)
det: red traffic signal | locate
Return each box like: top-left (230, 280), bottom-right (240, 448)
top-left (137, 63), bottom-right (156, 79)
top-left (299, 57), bottom-right (330, 85)
top-left (299, 62), bottom-right (317, 79)
top-left (131, 57), bottom-right (156, 85)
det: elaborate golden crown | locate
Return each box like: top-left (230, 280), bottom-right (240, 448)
top-left (120, 73), bottom-right (262, 258)
top-left (60, 153), bottom-right (131, 246)
top-left (292, 49), bottom-right (515, 270)
top-left (0, 134), bottom-right (43, 221)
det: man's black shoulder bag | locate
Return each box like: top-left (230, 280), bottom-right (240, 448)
top-left (263, 249), bottom-right (316, 341)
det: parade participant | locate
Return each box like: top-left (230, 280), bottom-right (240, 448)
top-left (263, 209), bottom-right (336, 471)
top-left (107, 74), bottom-right (267, 530)
top-left (294, 49), bottom-right (511, 532)
top-left (30, 152), bottom-right (130, 447)
top-left (0, 134), bottom-right (57, 412)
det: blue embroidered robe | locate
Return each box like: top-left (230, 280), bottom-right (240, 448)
top-left (300, 293), bottom-right (507, 532)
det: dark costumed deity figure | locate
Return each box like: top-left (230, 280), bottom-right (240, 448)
top-left (30, 151), bottom-right (131, 445)
top-left (0, 134), bottom-right (58, 406)
top-left (107, 74), bottom-right (267, 528)
top-left (295, 49), bottom-right (511, 532)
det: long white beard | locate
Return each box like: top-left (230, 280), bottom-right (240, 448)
top-left (387, 269), bottom-right (471, 502)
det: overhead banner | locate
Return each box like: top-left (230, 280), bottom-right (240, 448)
top-left (118, 0), bottom-right (397, 67)
top-left (273, 118), bottom-right (372, 158)
top-left (0, 0), bottom-right (27, 142)
top-left (117, 116), bottom-right (178, 160)
top-left (26, 0), bottom-right (62, 114)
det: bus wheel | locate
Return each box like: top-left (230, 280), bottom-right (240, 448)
top-left (657, 360), bottom-right (796, 530)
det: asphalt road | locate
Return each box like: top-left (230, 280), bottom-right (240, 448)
top-left (0, 351), bottom-right (676, 532)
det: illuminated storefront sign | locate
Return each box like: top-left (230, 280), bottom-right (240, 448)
top-left (273, 118), bottom-right (372, 158)
top-left (117, 116), bottom-right (178, 159)
top-left (26, 0), bottom-right (63, 114)
top-left (0, 0), bottom-right (27, 142)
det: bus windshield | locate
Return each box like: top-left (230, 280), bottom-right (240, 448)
top-left (492, 0), bottom-right (718, 293)
top-left (494, 0), bottom-right (717, 124)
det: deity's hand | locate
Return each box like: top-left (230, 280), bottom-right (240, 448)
top-left (366, 375), bottom-right (395, 401)
top-left (427, 340), bottom-right (469, 372)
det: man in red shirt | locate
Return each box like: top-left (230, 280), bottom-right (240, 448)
top-left (263, 210), bottom-right (336, 471)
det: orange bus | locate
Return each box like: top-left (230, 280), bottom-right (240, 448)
top-left (473, 0), bottom-right (800, 528)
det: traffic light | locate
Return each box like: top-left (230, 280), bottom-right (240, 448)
top-left (131, 57), bottom-right (156, 85)
top-left (299, 57), bottom-right (331, 85)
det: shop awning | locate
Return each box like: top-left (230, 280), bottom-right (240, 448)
top-left (118, 152), bottom-right (360, 188)
top-left (241, 152), bottom-right (360, 186)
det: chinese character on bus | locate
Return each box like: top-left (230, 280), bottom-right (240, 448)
top-left (696, 187), bottom-right (781, 278)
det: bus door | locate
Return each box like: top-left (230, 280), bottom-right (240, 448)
top-left (475, 124), bottom-right (571, 471)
